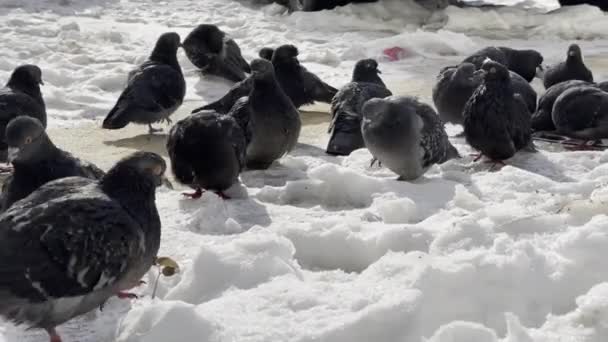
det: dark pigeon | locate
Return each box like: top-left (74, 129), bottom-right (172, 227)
top-left (362, 95), bottom-right (459, 180)
top-left (0, 65), bottom-right (46, 163)
top-left (271, 44), bottom-right (337, 108)
top-left (463, 46), bottom-right (544, 82)
top-left (433, 62), bottom-right (537, 125)
top-left (228, 58), bottom-right (301, 169)
top-left (102, 32), bottom-right (185, 134)
top-left (552, 86), bottom-right (608, 141)
top-left (0, 151), bottom-right (167, 342)
top-left (183, 24), bottom-right (251, 83)
top-left (196, 44), bottom-right (337, 114)
top-left (193, 76), bottom-right (253, 114)
top-left (0, 116), bottom-right (104, 212)
top-left (543, 44), bottom-right (593, 89)
top-left (432, 63), bottom-right (484, 125)
top-left (463, 60), bottom-right (534, 162)
top-left (326, 59), bottom-right (392, 156)
top-left (167, 110), bottom-right (247, 199)
top-left (532, 80), bottom-right (593, 131)
top-left (259, 47), bottom-right (275, 61)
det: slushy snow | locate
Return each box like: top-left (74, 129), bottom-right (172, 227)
top-left (2, 0), bottom-right (608, 341)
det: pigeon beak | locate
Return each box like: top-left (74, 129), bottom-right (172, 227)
top-left (376, 69), bottom-right (382, 74)
top-left (568, 51), bottom-right (576, 57)
top-left (7, 147), bottom-right (19, 163)
top-left (535, 66), bottom-right (545, 79)
top-left (161, 176), bottom-right (174, 189)
top-left (473, 69), bottom-right (486, 78)
top-left (39, 79), bottom-right (45, 85)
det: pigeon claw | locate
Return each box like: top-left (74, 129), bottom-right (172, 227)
top-left (117, 291), bottom-right (139, 300)
top-left (470, 153), bottom-right (483, 162)
top-left (0, 164), bottom-right (13, 173)
top-left (215, 191), bottom-right (231, 200)
top-left (47, 328), bottom-right (62, 342)
top-left (182, 188), bottom-right (203, 199)
top-left (148, 124), bottom-right (163, 134)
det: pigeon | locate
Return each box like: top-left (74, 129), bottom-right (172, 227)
top-left (102, 32), bottom-right (185, 134)
top-left (531, 80), bottom-right (593, 132)
top-left (0, 151), bottom-right (168, 342)
top-left (259, 47), bottom-right (275, 60)
top-left (543, 44), bottom-right (593, 89)
top-left (196, 44), bottom-right (337, 114)
top-left (182, 24), bottom-right (251, 83)
top-left (463, 46), bottom-right (544, 82)
top-left (0, 116), bottom-right (104, 212)
top-left (271, 44), bottom-right (337, 108)
top-left (432, 63), bottom-right (484, 125)
top-left (192, 76), bottom-right (253, 114)
top-left (167, 110), bottom-right (247, 199)
top-left (463, 60), bottom-right (534, 163)
top-left (552, 86), bottom-right (608, 142)
top-left (228, 58), bottom-right (301, 169)
top-left (361, 95), bottom-right (459, 180)
top-left (433, 62), bottom-right (537, 125)
top-left (326, 59), bottom-right (392, 156)
top-left (0, 65), bottom-right (46, 164)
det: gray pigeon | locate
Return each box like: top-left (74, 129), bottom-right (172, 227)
top-left (0, 151), bottom-right (167, 342)
top-left (229, 58), bottom-right (301, 170)
top-left (326, 59), bottom-right (392, 156)
top-left (543, 44), bottom-right (593, 89)
top-left (552, 86), bottom-right (608, 142)
top-left (102, 32), bottom-right (185, 134)
top-left (182, 24), bottom-right (251, 83)
top-left (463, 60), bottom-right (534, 163)
top-left (167, 110), bottom-right (247, 199)
top-left (0, 116), bottom-right (104, 212)
top-left (0, 65), bottom-right (46, 165)
top-left (362, 95), bottom-right (459, 180)
top-left (532, 80), bottom-right (593, 132)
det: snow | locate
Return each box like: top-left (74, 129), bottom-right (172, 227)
top-left (3, 0), bottom-right (608, 341)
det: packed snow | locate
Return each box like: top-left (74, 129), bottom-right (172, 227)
top-left (2, 0), bottom-right (608, 341)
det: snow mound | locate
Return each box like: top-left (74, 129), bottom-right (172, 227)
top-left (164, 227), bottom-right (302, 304)
top-left (116, 301), bottom-right (228, 342)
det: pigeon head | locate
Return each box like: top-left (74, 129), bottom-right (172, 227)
top-left (352, 59), bottom-right (384, 84)
top-left (150, 32), bottom-right (182, 64)
top-left (7, 64), bottom-right (44, 90)
top-left (508, 49), bottom-right (543, 82)
top-left (363, 96), bottom-right (423, 133)
top-left (251, 58), bottom-right (275, 79)
top-left (480, 60), bottom-right (510, 83)
top-left (453, 62), bottom-right (482, 85)
top-left (259, 47), bottom-right (275, 61)
top-left (103, 151), bottom-right (171, 192)
top-left (271, 44), bottom-right (299, 66)
top-left (567, 44), bottom-right (583, 61)
top-left (5, 116), bottom-right (51, 164)
top-left (184, 24), bottom-right (224, 54)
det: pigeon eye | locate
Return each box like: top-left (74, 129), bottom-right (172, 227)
top-left (490, 67), bottom-right (497, 73)
top-left (24, 137), bottom-right (32, 144)
top-left (151, 165), bottom-right (163, 176)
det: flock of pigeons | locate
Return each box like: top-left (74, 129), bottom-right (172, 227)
top-left (0, 22), bottom-right (606, 342)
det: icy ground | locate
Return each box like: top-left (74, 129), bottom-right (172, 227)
top-left (2, 0), bottom-right (608, 341)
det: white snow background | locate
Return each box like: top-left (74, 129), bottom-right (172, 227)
top-left (2, 0), bottom-right (608, 341)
